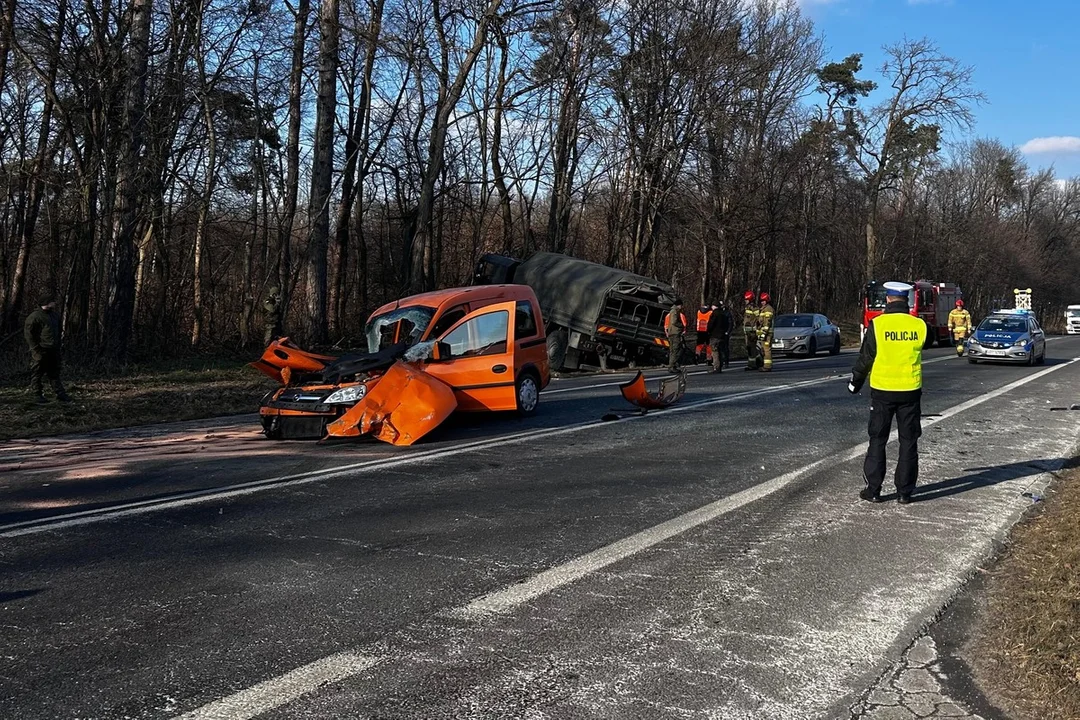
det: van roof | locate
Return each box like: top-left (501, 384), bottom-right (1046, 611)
top-left (369, 284), bottom-right (534, 318)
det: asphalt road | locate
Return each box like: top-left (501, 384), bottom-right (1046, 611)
top-left (2, 340), bottom-right (1079, 719)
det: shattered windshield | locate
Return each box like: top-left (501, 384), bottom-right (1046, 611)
top-left (365, 306), bottom-right (436, 353)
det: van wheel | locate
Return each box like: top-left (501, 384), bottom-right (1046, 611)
top-left (262, 418), bottom-right (282, 440)
top-left (516, 371), bottom-right (540, 415)
top-left (546, 328), bottom-right (568, 371)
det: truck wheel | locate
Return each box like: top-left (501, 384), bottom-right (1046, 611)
top-left (516, 371), bottom-right (541, 415)
top-left (546, 328), bottom-right (568, 371)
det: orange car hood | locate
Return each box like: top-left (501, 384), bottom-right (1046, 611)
top-left (250, 339), bottom-right (337, 384)
top-left (325, 361), bottom-right (457, 446)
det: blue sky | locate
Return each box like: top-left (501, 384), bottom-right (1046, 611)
top-left (802, 0), bottom-right (1080, 178)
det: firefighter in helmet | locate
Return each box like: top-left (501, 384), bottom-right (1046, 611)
top-left (757, 292), bottom-right (776, 372)
top-left (742, 290), bottom-right (759, 371)
top-left (947, 299), bottom-right (972, 357)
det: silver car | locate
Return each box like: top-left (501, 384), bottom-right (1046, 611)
top-left (771, 313), bottom-right (841, 357)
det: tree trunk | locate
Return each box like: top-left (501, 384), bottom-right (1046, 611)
top-left (278, 0), bottom-right (310, 319)
top-left (106, 0), bottom-right (153, 359)
top-left (404, 0), bottom-right (503, 293)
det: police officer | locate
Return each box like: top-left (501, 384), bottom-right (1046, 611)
top-left (848, 281), bottom-right (926, 504)
top-left (742, 291), bottom-right (759, 371)
top-left (25, 292), bottom-right (70, 404)
top-left (947, 300), bottom-right (972, 358)
top-left (263, 286), bottom-right (283, 345)
top-left (706, 300), bottom-right (729, 373)
top-left (757, 292), bottom-right (775, 372)
top-left (665, 299), bottom-right (686, 372)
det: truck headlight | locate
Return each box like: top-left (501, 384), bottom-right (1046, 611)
top-left (324, 385), bottom-right (367, 404)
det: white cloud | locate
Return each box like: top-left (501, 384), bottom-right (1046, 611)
top-left (1020, 136), bottom-right (1080, 155)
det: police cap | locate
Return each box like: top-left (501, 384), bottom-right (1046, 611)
top-left (883, 281), bottom-right (913, 297)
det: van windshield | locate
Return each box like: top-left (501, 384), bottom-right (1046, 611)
top-left (365, 306), bottom-right (436, 352)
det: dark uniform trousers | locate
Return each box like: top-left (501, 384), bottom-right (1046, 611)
top-left (864, 389), bottom-right (922, 496)
top-left (31, 348), bottom-right (64, 396)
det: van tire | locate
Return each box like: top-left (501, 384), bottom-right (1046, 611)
top-left (516, 370), bottom-right (541, 415)
top-left (547, 328), bottom-right (569, 371)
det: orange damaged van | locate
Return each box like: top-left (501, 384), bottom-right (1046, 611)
top-left (253, 285), bottom-right (550, 439)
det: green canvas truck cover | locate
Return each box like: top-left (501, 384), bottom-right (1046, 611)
top-left (514, 252), bottom-right (677, 336)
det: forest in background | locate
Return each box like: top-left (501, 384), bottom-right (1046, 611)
top-left (1, 0), bottom-right (1078, 361)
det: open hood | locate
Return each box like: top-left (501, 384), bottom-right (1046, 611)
top-left (250, 338), bottom-right (337, 384)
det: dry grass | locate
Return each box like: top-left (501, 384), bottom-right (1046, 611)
top-left (971, 466), bottom-right (1080, 720)
top-left (0, 359), bottom-right (275, 440)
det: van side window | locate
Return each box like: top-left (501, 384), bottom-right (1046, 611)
top-left (515, 301), bottom-right (538, 339)
top-left (442, 310), bottom-right (509, 357)
top-left (429, 306), bottom-right (467, 338)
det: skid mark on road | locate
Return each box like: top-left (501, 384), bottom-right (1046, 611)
top-left (171, 357), bottom-right (1078, 720)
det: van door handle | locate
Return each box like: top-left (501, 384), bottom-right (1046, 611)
top-left (492, 364), bottom-right (508, 374)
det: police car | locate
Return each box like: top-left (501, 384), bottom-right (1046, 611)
top-left (965, 309), bottom-right (1046, 365)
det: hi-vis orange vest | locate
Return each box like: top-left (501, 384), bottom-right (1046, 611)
top-left (664, 312), bottom-right (687, 332)
top-left (696, 309), bottom-right (712, 332)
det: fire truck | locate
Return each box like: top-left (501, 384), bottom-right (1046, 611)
top-left (861, 280), bottom-right (963, 347)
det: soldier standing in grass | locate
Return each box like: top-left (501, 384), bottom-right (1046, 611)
top-left (263, 286), bottom-right (283, 345)
top-left (24, 292), bottom-right (70, 404)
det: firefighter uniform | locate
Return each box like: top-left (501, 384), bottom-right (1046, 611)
top-left (695, 306), bottom-right (712, 361)
top-left (849, 282), bottom-right (925, 503)
top-left (742, 293), bottom-right (759, 370)
top-left (665, 303), bottom-right (687, 371)
top-left (757, 297), bottom-right (775, 372)
top-left (947, 306), bottom-right (972, 357)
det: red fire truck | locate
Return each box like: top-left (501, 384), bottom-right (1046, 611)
top-left (861, 280), bottom-right (963, 347)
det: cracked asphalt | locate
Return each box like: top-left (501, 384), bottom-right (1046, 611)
top-left (2, 340), bottom-right (1079, 719)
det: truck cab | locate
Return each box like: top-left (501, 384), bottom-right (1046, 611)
top-left (1066, 305), bottom-right (1080, 335)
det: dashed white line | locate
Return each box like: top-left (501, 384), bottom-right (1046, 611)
top-left (174, 652), bottom-right (380, 720)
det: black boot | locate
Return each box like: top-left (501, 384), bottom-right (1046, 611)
top-left (859, 487), bottom-right (881, 503)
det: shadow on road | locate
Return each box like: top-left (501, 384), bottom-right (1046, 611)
top-left (903, 456), bottom-right (1080, 503)
top-left (0, 589), bottom-right (46, 604)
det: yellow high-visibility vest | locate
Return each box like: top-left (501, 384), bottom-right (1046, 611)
top-left (870, 313), bottom-right (925, 392)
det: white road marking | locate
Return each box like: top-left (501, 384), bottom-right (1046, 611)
top-left (174, 652), bottom-right (379, 720)
top-left (169, 355), bottom-right (1078, 719)
top-left (0, 375), bottom-right (843, 538)
top-left (457, 355), bottom-right (1079, 617)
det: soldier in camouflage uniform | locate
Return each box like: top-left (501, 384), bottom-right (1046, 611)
top-left (742, 290), bottom-right (759, 371)
top-left (665, 300), bottom-right (686, 372)
top-left (263, 287), bottom-right (283, 346)
top-left (24, 292), bottom-right (69, 403)
top-left (758, 292), bottom-right (776, 372)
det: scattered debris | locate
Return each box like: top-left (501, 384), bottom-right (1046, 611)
top-left (618, 371), bottom-right (686, 412)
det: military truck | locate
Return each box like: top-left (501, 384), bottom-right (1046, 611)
top-left (473, 252), bottom-right (678, 371)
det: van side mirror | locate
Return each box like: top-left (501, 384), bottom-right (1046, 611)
top-left (431, 341), bottom-right (452, 362)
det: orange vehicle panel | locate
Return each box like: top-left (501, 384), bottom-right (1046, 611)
top-left (423, 300), bottom-right (520, 412)
top-left (325, 362), bottom-right (457, 446)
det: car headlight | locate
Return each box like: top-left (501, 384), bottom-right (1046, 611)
top-left (1013, 338), bottom-right (1029, 347)
top-left (324, 385), bottom-right (367, 404)
top-left (793, 334), bottom-right (806, 341)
